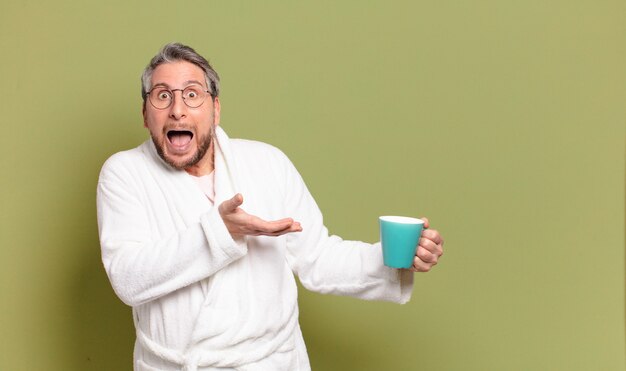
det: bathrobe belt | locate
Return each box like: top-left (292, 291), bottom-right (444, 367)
top-left (134, 310), bottom-right (299, 371)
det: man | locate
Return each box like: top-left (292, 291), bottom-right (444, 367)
top-left (97, 42), bottom-right (444, 371)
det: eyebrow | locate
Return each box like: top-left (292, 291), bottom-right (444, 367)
top-left (151, 80), bottom-right (206, 89)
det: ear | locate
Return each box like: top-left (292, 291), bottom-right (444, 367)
top-left (142, 104), bottom-right (148, 128)
top-left (213, 97), bottom-right (221, 126)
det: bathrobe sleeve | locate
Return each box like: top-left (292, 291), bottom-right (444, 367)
top-left (96, 153), bottom-right (246, 307)
top-left (277, 151), bottom-right (414, 304)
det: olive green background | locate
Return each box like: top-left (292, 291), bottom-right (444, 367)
top-left (1, 1), bottom-right (624, 370)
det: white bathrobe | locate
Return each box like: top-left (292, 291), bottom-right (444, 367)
top-left (97, 127), bottom-right (414, 371)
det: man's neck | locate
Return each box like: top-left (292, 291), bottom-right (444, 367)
top-left (184, 145), bottom-right (215, 177)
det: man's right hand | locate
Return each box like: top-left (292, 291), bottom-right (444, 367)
top-left (218, 193), bottom-right (303, 238)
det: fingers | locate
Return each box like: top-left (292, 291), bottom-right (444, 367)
top-left (248, 216), bottom-right (302, 236)
top-left (219, 194), bottom-right (303, 238)
top-left (219, 193), bottom-right (244, 214)
top-left (416, 243), bottom-right (439, 263)
top-left (411, 222), bottom-right (444, 273)
top-left (410, 245), bottom-right (442, 272)
top-left (410, 255), bottom-right (435, 272)
top-left (259, 221), bottom-right (303, 236)
top-left (421, 229), bottom-right (443, 246)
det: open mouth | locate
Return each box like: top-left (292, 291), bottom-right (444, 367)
top-left (167, 130), bottom-right (193, 147)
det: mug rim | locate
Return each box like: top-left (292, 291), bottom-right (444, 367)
top-left (379, 215), bottom-right (424, 224)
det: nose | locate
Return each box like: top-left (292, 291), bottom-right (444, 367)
top-left (168, 90), bottom-right (187, 120)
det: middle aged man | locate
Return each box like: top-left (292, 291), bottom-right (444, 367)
top-left (97, 42), bottom-right (444, 371)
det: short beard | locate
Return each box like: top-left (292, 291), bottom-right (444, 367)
top-left (152, 124), bottom-right (215, 171)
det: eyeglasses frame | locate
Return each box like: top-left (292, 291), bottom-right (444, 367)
top-left (145, 85), bottom-right (214, 110)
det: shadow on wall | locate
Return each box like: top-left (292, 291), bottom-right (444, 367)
top-left (64, 107), bottom-right (138, 370)
top-left (70, 237), bottom-right (134, 370)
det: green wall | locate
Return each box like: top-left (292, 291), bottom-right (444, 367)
top-left (1, 1), bottom-right (624, 370)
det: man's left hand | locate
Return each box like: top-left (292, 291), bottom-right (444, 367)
top-left (410, 217), bottom-right (444, 273)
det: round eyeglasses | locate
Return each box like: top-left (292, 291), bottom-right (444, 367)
top-left (146, 85), bottom-right (212, 109)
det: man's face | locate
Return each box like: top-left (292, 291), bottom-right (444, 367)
top-left (143, 60), bottom-right (220, 172)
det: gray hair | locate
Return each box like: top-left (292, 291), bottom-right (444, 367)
top-left (141, 42), bottom-right (220, 103)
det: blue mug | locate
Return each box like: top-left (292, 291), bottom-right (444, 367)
top-left (379, 216), bottom-right (425, 268)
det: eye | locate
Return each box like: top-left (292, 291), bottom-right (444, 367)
top-left (184, 88), bottom-right (200, 99)
top-left (156, 90), bottom-right (171, 100)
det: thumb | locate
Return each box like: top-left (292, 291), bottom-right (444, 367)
top-left (220, 193), bottom-right (244, 213)
top-left (420, 217), bottom-right (430, 229)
